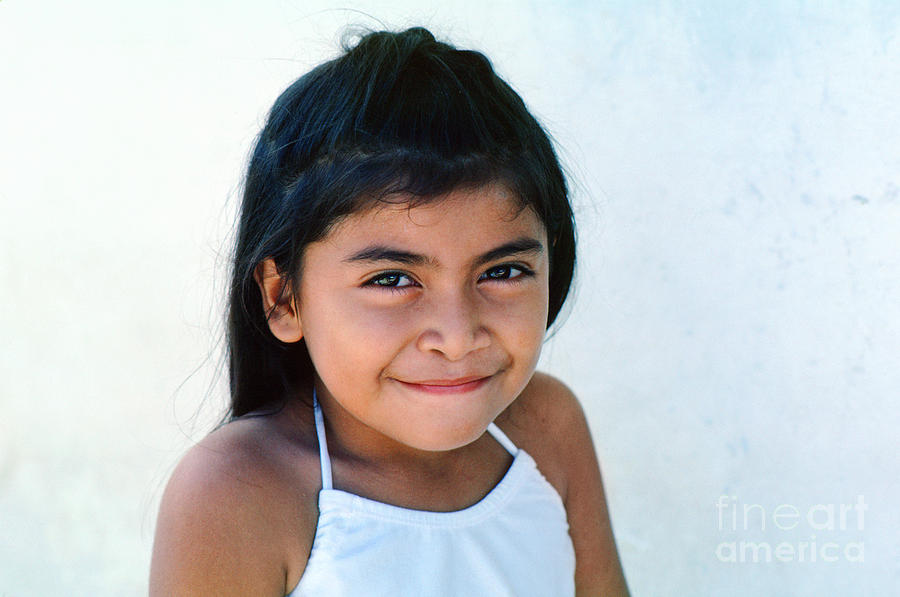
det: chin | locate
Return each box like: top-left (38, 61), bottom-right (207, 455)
top-left (405, 420), bottom-right (490, 452)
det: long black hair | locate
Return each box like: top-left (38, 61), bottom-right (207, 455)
top-left (226, 27), bottom-right (576, 419)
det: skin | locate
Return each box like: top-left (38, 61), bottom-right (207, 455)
top-left (149, 183), bottom-right (630, 596)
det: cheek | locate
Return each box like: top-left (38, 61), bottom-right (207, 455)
top-left (485, 290), bottom-right (548, 355)
top-left (301, 293), bottom-right (411, 373)
top-left (337, 300), bottom-right (416, 342)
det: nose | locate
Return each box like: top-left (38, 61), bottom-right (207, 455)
top-left (416, 288), bottom-right (491, 361)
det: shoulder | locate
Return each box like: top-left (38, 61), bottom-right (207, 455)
top-left (497, 372), bottom-right (631, 596)
top-left (496, 371), bottom-right (589, 502)
top-left (149, 406), bottom-right (321, 596)
top-left (516, 370), bottom-right (585, 431)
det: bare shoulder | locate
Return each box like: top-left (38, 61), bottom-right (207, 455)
top-left (497, 372), bottom-right (631, 597)
top-left (150, 406), bottom-right (320, 596)
top-left (495, 371), bottom-right (588, 500)
top-left (515, 370), bottom-right (586, 435)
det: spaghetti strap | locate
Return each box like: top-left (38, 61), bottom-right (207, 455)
top-left (312, 388), bottom-right (333, 490)
top-left (486, 422), bottom-right (518, 456)
top-left (316, 389), bottom-right (514, 485)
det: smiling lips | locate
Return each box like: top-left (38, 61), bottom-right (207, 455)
top-left (395, 375), bottom-right (493, 395)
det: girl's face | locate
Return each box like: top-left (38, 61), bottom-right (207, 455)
top-left (297, 183), bottom-right (549, 454)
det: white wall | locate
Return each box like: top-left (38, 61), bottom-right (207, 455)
top-left (1, 1), bottom-right (897, 595)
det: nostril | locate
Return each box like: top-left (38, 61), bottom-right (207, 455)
top-left (416, 325), bottom-right (490, 361)
top-left (412, 288), bottom-right (494, 360)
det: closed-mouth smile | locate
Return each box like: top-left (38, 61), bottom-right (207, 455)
top-left (393, 375), bottom-right (493, 394)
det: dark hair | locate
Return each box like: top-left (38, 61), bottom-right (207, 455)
top-left (226, 27), bottom-right (575, 418)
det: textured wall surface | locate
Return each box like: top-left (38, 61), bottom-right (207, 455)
top-left (1, 1), bottom-right (898, 595)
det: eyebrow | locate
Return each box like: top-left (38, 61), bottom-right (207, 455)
top-left (343, 237), bottom-right (544, 268)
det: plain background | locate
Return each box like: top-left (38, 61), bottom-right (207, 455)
top-left (1, 1), bottom-right (898, 595)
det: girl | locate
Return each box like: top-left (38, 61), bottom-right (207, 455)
top-left (150, 27), bottom-right (629, 596)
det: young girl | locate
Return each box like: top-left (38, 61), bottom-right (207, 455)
top-left (150, 27), bottom-right (629, 596)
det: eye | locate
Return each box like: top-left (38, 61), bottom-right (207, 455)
top-left (479, 264), bottom-right (533, 282)
top-left (365, 271), bottom-right (417, 289)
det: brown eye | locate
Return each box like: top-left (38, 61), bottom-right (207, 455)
top-left (480, 264), bottom-right (531, 282)
top-left (368, 272), bottom-right (415, 288)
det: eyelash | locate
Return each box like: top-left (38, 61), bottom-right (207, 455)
top-left (364, 264), bottom-right (535, 292)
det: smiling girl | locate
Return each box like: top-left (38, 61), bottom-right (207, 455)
top-left (150, 27), bottom-right (629, 596)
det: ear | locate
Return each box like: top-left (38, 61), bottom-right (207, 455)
top-left (253, 258), bottom-right (303, 343)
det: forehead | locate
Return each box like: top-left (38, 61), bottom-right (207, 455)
top-left (323, 184), bottom-right (546, 248)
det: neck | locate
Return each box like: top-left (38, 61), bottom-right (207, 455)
top-left (313, 380), bottom-right (478, 475)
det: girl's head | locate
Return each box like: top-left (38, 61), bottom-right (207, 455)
top-left (227, 27), bottom-right (575, 420)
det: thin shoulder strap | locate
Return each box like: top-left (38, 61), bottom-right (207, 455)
top-left (312, 388), bottom-right (333, 490)
top-left (487, 422), bottom-right (518, 456)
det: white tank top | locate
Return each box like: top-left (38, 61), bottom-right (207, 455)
top-left (287, 395), bottom-right (576, 596)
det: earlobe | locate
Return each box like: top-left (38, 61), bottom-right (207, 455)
top-left (253, 258), bottom-right (303, 343)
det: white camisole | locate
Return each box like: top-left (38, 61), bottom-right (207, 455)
top-left (287, 395), bottom-right (576, 596)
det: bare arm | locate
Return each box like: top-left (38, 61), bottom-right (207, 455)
top-left (560, 393), bottom-right (630, 597)
top-left (509, 373), bottom-right (630, 597)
